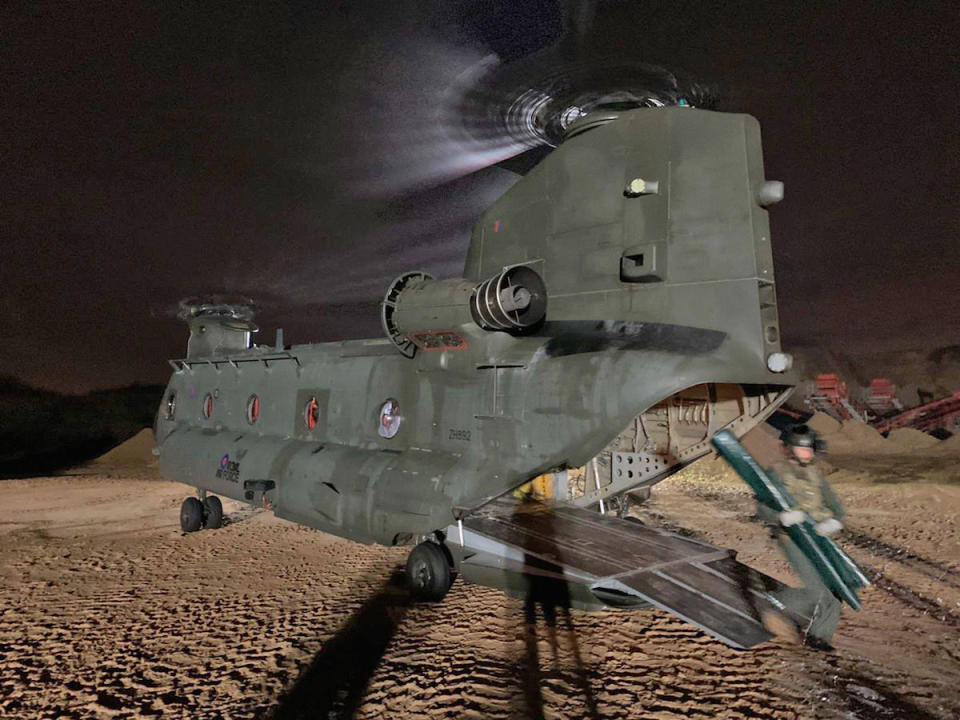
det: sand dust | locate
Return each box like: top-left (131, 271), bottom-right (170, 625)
top-left (1, 453), bottom-right (958, 718)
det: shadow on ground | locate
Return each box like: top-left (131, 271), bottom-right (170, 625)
top-left (269, 569), bottom-right (411, 720)
top-left (509, 499), bottom-right (601, 720)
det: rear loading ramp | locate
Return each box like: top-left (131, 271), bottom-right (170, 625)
top-left (459, 498), bottom-right (804, 649)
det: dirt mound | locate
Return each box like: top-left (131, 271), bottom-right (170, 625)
top-left (819, 421), bottom-right (949, 456)
top-left (933, 433), bottom-right (960, 454)
top-left (820, 420), bottom-right (888, 455)
top-left (806, 412), bottom-right (842, 435)
top-left (740, 422), bottom-right (784, 467)
top-left (89, 428), bottom-right (156, 468)
top-left (885, 427), bottom-right (940, 452)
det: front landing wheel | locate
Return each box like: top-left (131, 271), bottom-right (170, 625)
top-left (405, 541), bottom-right (452, 601)
top-left (180, 497), bottom-right (203, 533)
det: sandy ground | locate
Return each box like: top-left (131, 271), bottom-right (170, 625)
top-left (1, 456), bottom-right (958, 719)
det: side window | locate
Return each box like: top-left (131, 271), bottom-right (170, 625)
top-left (297, 389), bottom-right (329, 436)
top-left (202, 393), bottom-right (214, 419)
top-left (246, 395), bottom-right (260, 424)
top-left (304, 396), bottom-right (320, 430)
top-left (378, 398), bottom-right (402, 438)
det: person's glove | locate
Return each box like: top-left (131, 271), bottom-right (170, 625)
top-left (779, 509), bottom-right (806, 527)
top-left (814, 518), bottom-right (843, 537)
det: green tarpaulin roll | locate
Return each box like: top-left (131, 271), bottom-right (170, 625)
top-left (712, 429), bottom-right (869, 610)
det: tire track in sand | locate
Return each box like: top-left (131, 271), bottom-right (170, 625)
top-left (2, 475), bottom-right (957, 719)
top-left (1, 502), bottom-right (807, 719)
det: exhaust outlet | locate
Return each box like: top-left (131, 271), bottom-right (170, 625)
top-left (382, 266), bottom-right (548, 357)
top-left (470, 266), bottom-right (547, 331)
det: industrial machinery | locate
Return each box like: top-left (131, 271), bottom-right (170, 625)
top-left (863, 377), bottom-right (903, 417)
top-left (806, 372), bottom-right (958, 437)
top-left (156, 106), bottom-right (816, 649)
top-left (806, 373), bottom-right (866, 422)
top-left (875, 391), bottom-right (960, 437)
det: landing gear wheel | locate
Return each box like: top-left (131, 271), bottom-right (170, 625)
top-left (204, 495), bottom-right (223, 529)
top-left (405, 541), bottom-right (452, 601)
top-left (180, 497), bottom-right (203, 533)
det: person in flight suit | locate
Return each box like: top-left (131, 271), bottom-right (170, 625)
top-left (757, 423), bottom-right (845, 648)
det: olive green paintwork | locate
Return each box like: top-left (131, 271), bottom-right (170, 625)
top-left (156, 107), bottom-right (793, 546)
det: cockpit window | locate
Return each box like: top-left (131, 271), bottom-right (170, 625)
top-left (165, 391), bottom-right (176, 420)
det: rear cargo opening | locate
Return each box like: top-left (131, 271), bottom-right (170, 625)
top-left (551, 383), bottom-right (792, 508)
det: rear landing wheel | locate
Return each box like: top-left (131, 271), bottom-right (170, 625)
top-left (180, 497), bottom-right (203, 533)
top-left (405, 541), bottom-right (452, 601)
top-left (203, 495), bottom-right (223, 529)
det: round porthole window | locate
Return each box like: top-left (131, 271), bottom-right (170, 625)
top-left (378, 398), bottom-right (401, 439)
top-left (304, 396), bottom-right (320, 431)
top-left (246, 394), bottom-right (260, 424)
top-left (164, 391), bottom-right (176, 420)
top-left (202, 393), bottom-right (214, 419)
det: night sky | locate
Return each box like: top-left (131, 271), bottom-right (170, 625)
top-left (2, 1), bottom-right (957, 393)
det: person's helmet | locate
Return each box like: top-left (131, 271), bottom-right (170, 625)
top-left (779, 423), bottom-right (826, 452)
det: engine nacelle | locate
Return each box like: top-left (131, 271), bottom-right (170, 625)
top-left (381, 266), bottom-right (547, 357)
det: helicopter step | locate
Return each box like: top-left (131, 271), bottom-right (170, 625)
top-left (454, 497), bottom-right (803, 649)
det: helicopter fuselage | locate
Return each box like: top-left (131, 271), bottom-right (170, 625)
top-left (156, 106), bottom-right (794, 548)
